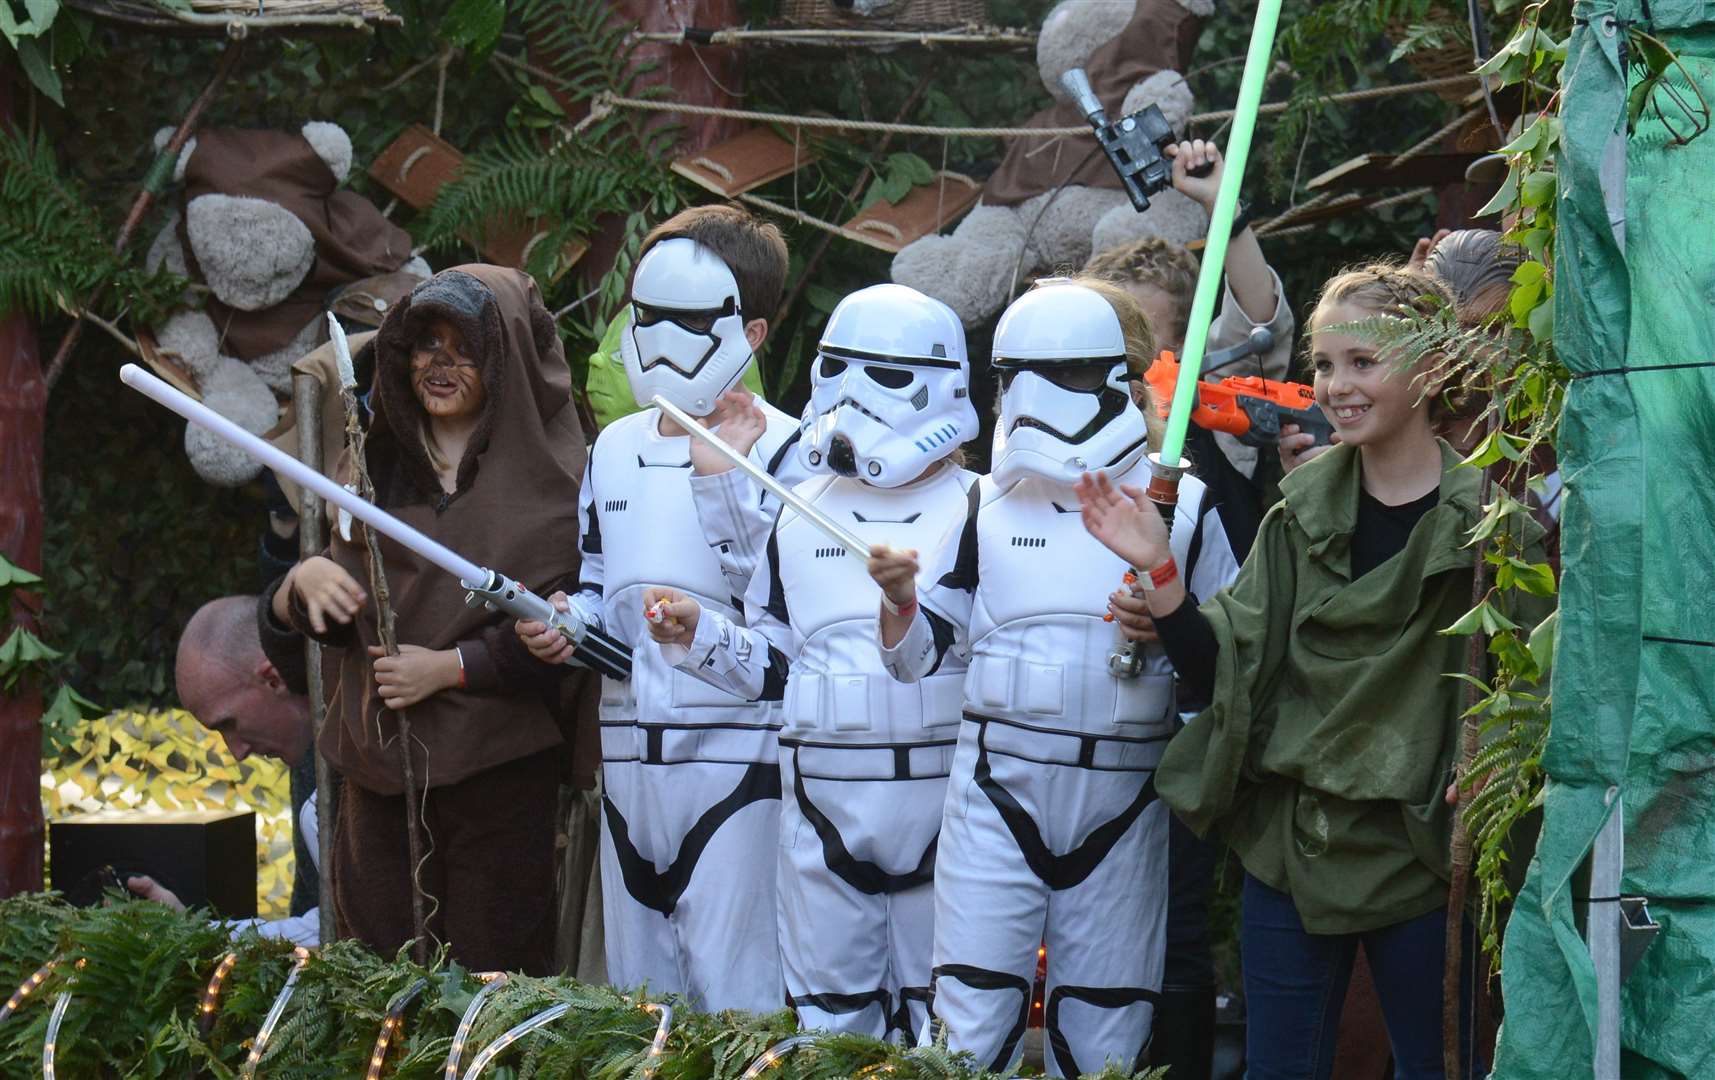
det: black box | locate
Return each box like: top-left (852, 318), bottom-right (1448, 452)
top-left (50, 809), bottom-right (257, 918)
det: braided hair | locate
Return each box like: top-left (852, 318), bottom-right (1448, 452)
top-left (1311, 260), bottom-right (1460, 421)
top-left (1082, 236), bottom-right (1202, 346)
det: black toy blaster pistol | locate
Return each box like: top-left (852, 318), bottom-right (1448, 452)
top-left (1061, 67), bottom-right (1212, 212)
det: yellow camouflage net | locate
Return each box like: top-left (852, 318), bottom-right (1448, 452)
top-left (40, 709), bottom-right (296, 918)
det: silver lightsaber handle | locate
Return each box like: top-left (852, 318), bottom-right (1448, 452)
top-left (651, 394), bottom-right (873, 561)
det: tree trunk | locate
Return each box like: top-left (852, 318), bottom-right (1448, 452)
top-left (0, 310), bottom-right (45, 898)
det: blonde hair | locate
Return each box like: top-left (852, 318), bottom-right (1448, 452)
top-left (1082, 236), bottom-right (1201, 343)
top-left (1311, 260), bottom-right (1460, 421)
top-left (1062, 274), bottom-right (1166, 450)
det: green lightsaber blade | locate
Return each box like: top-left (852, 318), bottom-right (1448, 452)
top-left (1159, 0), bottom-right (1285, 468)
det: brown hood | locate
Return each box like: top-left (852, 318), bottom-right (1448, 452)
top-left (320, 265), bottom-right (588, 793)
top-left (982, 1), bottom-right (1204, 207)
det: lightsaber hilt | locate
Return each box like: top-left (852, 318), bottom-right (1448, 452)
top-left (650, 394), bottom-right (873, 562)
top-left (464, 570), bottom-right (632, 681)
top-left (1109, 452), bottom-right (1187, 680)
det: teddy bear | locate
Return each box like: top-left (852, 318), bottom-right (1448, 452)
top-left (891, 0), bottom-right (1214, 326)
top-left (145, 121), bottom-right (430, 486)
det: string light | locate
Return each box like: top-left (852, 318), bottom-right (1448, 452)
top-left (0, 957), bottom-right (57, 1023)
top-left (640, 1001), bottom-right (674, 1078)
top-left (198, 953), bottom-right (239, 1037)
top-left (365, 977), bottom-right (428, 1080)
top-left (739, 1034), bottom-right (819, 1080)
top-left (240, 946), bottom-right (311, 1080)
top-left (461, 1001), bottom-right (570, 1080)
top-left (40, 959), bottom-right (84, 1080)
top-left (442, 972), bottom-right (507, 1080)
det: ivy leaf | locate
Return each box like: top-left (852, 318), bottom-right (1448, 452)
top-left (40, 683), bottom-right (101, 757)
top-left (1527, 298), bottom-right (1554, 343)
top-left (1520, 170), bottom-right (1557, 209)
top-left (888, 151), bottom-right (934, 186)
top-left (1474, 165), bottom-right (1519, 218)
top-left (1469, 490), bottom-right (1529, 543)
top-left (0, 551), bottom-right (43, 588)
top-left (1510, 558), bottom-right (1557, 597)
top-left (12, 35), bottom-right (64, 107)
top-left (1442, 599), bottom-right (1520, 637)
top-left (0, 625), bottom-right (62, 673)
top-left (1528, 610), bottom-right (1558, 673)
top-left (0, 0), bottom-right (58, 45)
top-left (439, 0), bottom-right (506, 58)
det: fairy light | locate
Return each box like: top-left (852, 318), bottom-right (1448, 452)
top-left (198, 953), bottom-right (239, 1037)
top-left (240, 946), bottom-right (311, 1080)
top-left (39, 959), bottom-right (84, 1080)
top-left (442, 972), bottom-right (507, 1080)
top-left (365, 977), bottom-right (428, 1080)
top-left (739, 1034), bottom-right (819, 1080)
top-left (640, 1002), bottom-right (674, 1078)
top-left (461, 1001), bottom-right (571, 1080)
top-left (0, 957), bottom-right (57, 1023)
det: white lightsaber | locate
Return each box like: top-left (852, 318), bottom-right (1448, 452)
top-left (651, 394), bottom-right (872, 561)
top-left (121, 363), bottom-right (631, 680)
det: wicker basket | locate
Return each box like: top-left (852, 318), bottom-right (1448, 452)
top-left (779, 0), bottom-right (989, 30)
top-left (1386, 13), bottom-right (1479, 102)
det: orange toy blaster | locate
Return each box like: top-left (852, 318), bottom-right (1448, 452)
top-left (1143, 327), bottom-right (1334, 448)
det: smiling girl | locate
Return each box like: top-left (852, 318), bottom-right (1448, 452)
top-left (1077, 262), bottom-right (1544, 1079)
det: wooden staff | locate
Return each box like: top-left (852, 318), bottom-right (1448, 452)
top-left (329, 317), bottom-right (434, 964)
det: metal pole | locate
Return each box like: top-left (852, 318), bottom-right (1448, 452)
top-left (293, 371), bottom-right (336, 947)
top-left (1590, 786), bottom-right (1622, 1079)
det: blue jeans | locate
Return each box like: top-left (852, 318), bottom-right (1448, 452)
top-left (1240, 873), bottom-right (1478, 1080)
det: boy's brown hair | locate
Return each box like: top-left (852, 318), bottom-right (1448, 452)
top-left (637, 204), bottom-right (789, 321)
top-left (1082, 236), bottom-right (1201, 344)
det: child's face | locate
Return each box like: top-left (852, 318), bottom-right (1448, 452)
top-left (410, 318), bottom-right (485, 421)
top-left (1308, 301), bottom-right (1432, 448)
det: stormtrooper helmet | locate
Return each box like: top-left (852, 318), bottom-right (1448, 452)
top-left (621, 237), bottom-right (753, 416)
top-left (991, 281), bottom-right (1148, 490)
top-left (799, 284), bottom-right (977, 487)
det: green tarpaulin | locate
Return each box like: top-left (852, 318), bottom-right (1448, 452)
top-left (1492, 3), bottom-right (1715, 1078)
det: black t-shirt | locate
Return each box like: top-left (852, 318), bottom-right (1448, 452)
top-left (1157, 484), bottom-right (1441, 702)
top-left (1352, 486), bottom-right (1440, 578)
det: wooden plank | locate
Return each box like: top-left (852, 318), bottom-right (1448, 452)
top-left (477, 217), bottom-right (589, 285)
top-left (368, 124), bottom-right (463, 210)
top-left (1307, 152), bottom-right (1484, 191)
top-left (839, 171), bottom-right (982, 254)
top-left (670, 127), bottom-right (818, 198)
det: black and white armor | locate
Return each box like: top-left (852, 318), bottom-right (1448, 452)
top-left (573, 399), bottom-right (806, 1013)
top-left (621, 237), bottom-right (756, 417)
top-left (879, 283), bottom-right (1241, 1076)
top-left (663, 284), bottom-right (976, 1039)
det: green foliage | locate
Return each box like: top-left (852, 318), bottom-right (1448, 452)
top-left (41, 352), bottom-right (261, 708)
top-left (0, 893), bottom-right (1165, 1080)
top-left (0, 549), bottom-right (101, 754)
top-left (0, 127), bottom-right (188, 327)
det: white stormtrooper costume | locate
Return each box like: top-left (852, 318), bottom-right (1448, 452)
top-left (569, 237), bottom-right (806, 1012)
top-left (878, 283), bottom-right (1240, 1077)
top-left (662, 285), bottom-right (979, 1040)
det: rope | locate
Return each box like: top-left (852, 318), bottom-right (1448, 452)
top-left (591, 74), bottom-right (1480, 140)
top-left (629, 27), bottom-right (1037, 48)
top-left (1256, 186), bottom-right (1435, 240)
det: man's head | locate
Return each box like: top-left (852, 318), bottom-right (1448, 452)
top-left (175, 596), bottom-right (311, 766)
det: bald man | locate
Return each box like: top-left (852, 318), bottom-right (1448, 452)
top-left (126, 591), bottom-right (321, 944)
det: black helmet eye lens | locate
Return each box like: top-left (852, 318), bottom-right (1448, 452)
top-left (865, 365), bottom-right (914, 390)
top-left (1042, 365), bottom-right (1113, 392)
top-left (633, 299), bottom-right (735, 334)
top-left (820, 353), bottom-right (847, 379)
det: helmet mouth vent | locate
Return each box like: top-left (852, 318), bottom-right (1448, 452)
top-left (828, 437), bottom-right (859, 477)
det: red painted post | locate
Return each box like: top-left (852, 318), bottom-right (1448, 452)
top-left (0, 72), bottom-right (45, 898)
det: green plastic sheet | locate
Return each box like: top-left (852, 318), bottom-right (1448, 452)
top-left (1492, 4), bottom-right (1715, 1078)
